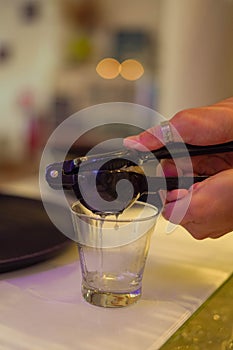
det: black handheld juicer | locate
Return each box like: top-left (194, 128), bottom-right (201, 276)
top-left (46, 141), bottom-right (233, 215)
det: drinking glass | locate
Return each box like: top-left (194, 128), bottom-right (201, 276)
top-left (71, 201), bottom-right (158, 307)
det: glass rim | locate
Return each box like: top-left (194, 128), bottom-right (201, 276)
top-left (71, 200), bottom-right (159, 223)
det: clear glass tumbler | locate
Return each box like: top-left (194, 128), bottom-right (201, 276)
top-left (71, 201), bottom-right (158, 308)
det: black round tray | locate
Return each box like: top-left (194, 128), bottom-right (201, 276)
top-left (0, 193), bottom-right (71, 273)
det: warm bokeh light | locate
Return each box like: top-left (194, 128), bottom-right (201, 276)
top-left (96, 58), bottom-right (121, 79)
top-left (96, 58), bottom-right (144, 81)
top-left (120, 59), bottom-right (144, 81)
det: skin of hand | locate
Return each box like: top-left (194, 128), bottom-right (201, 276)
top-left (124, 97), bottom-right (233, 239)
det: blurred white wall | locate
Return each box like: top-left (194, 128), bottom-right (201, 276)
top-left (1, 0), bottom-right (233, 162)
top-left (99, 0), bottom-right (160, 30)
top-left (158, 0), bottom-right (233, 117)
top-left (0, 0), bottom-right (64, 161)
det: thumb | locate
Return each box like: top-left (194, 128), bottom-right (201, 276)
top-left (124, 99), bottom-right (233, 151)
top-left (170, 104), bottom-right (233, 146)
top-left (123, 125), bottom-right (165, 151)
top-left (123, 116), bottom-right (192, 151)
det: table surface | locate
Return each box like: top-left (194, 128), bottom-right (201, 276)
top-left (0, 221), bottom-right (232, 350)
top-left (0, 168), bottom-right (233, 350)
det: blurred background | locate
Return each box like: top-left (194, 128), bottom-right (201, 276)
top-left (0, 0), bottom-right (233, 170)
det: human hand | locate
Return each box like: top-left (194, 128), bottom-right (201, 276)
top-left (124, 97), bottom-right (233, 150)
top-left (124, 97), bottom-right (233, 239)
